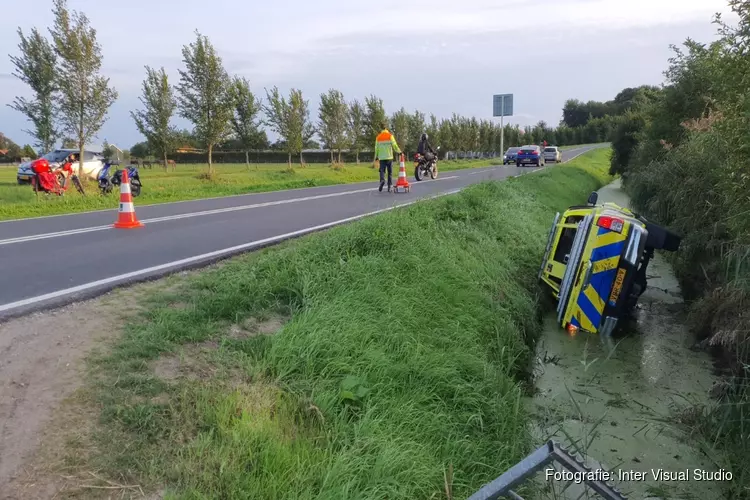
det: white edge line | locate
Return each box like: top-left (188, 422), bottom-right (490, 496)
top-left (0, 149), bottom-right (602, 312)
top-left (0, 148), bottom-right (599, 246)
top-left (0, 165), bottom-right (485, 224)
top-left (0, 189), bottom-right (463, 313)
top-left (0, 176), bottom-right (462, 246)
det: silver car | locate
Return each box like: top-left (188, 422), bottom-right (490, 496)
top-left (543, 146), bottom-right (562, 163)
top-left (17, 148), bottom-right (105, 184)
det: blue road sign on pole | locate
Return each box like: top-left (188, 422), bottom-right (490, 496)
top-left (493, 94), bottom-right (513, 117)
top-left (493, 94), bottom-right (514, 157)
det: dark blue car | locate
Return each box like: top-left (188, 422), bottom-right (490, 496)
top-left (503, 147), bottom-right (520, 165)
top-left (516, 145), bottom-right (546, 167)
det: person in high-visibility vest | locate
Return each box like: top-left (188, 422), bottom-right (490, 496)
top-left (374, 122), bottom-right (402, 192)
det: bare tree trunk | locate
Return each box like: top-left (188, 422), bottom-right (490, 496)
top-left (208, 144), bottom-right (213, 174)
top-left (78, 141), bottom-right (85, 179)
top-left (330, 149), bottom-right (334, 163)
top-left (287, 152), bottom-right (291, 167)
top-left (300, 151), bottom-right (305, 166)
top-left (337, 149), bottom-right (342, 163)
top-left (163, 151), bottom-right (168, 170)
top-left (245, 150), bottom-right (250, 167)
top-left (356, 150), bottom-right (360, 164)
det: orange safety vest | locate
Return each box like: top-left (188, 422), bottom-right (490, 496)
top-left (374, 129), bottom-right (401, 161)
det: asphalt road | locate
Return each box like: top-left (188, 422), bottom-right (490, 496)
top-left (0, 145), bottom-right (602, 319)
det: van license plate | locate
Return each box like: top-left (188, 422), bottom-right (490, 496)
top-left (609, 268), bottom-right (627, 305)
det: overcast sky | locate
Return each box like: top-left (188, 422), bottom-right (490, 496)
top-left (0, 0), bottom-right (735, 150)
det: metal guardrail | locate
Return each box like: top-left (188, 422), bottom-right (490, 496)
top-left (467, 440), bottom-right (627, 500)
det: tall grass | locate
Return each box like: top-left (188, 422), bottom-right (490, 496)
top-left (68, 151), bottom-right (613, 499)
top-left (624, 132), bottom-right (750, 499)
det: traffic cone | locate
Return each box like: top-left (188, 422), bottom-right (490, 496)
top-left (394, 154), bottom-right (410, 193)
top-left (113, 169), bottom-right (144, 229)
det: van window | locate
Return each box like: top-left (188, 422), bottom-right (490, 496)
top-left (553, 227), bottom-right (577, 263)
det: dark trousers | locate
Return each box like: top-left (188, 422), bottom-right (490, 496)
top-left (379, 160), bottom-right (393, 186)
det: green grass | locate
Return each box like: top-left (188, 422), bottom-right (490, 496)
top-left (60, 150), bottom-right (611, 499)
top-left (0, 158), bottom-right (499, 221)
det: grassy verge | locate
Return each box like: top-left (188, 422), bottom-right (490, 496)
top-left (53, 150), bottom-right (611, 499)
top-left (0, 158), bottom-right (498, 221)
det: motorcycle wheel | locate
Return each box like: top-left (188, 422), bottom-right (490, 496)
top-left (414, 166), bottom-right (423, 181)
top-left (131, 180), bottom-right (142, 197)
top-left (430, 163), bottom-right (438, 179)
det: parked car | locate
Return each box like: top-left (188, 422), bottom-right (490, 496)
top-left (516, 145), bottom-right (546, 167)
top-left (503, 147), bottom-right (521, 165)
top-left (17, 149), bottom-right (105, 184)
top-left (544, 146), bottom-right (562, 163)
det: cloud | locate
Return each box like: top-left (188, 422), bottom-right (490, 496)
top-left (248, 0), bottom-right (729, 57)
top-left (0, 0), bottom-right (734, 147)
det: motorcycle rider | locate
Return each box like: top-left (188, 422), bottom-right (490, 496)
top-left (417, 133), bottom-right (435, 160)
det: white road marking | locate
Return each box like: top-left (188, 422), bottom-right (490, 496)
top-left (0, 146), bottom-right (600, 245)
top-left (0, 189), bottom-right (462, 314)
top-left (0, 177), bottom-right (460, 246)
top-left (0, 170), bottom-right (464, 224)
top-left (0, 149), bottom-right (603, 313)
top-left (561, 148), bottom-right (594, 163)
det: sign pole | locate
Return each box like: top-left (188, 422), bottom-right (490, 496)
top-left (493, 93), bottom-right (513, 158)
top-left (500, 95), bottom-right (504, 158)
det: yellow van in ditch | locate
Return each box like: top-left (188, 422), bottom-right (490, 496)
top-left (538, 192), bottom-right (681, 335)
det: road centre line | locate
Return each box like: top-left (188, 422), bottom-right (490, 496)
top-left (0, 146), bottom-right (597, 246)
top-left (0, 176), bottom-right (460, 247)
top-left (0, 189), bottom-right (463, 314)
top-left (0, 147), bottom-right (596, 225)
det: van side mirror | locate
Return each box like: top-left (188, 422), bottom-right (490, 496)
top-left (587, 192), bottom-right (599, 206)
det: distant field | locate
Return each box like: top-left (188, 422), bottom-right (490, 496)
top-left (0, 158), bottom-right (501, 221)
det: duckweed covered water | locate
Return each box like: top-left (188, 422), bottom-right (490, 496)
top-left (528, 180), bottom-right (726, 500)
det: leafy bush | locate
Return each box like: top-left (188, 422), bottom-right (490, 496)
top-left (609, 112), bottom-right (646, 176)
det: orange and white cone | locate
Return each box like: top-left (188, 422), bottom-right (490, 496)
top-left (113, 169), bottom-right (144, 229)
top-left (394, 154), bottom-right (410, 192)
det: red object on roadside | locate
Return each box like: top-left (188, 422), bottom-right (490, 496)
top-left (31, 158), bottom-right (51, 174)
top-left (113, 169), bottom-right (144, 229)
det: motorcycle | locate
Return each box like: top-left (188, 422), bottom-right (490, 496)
top-left (30, 158), bottom-right (85, 197)
top-left (414, 146), bottom-right (440, 181)
top-left (98, 161), bottom-right (142, 197)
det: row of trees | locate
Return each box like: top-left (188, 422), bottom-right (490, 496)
top-left (9, 0), bottom-right (117, 172)
top-left (561, 86), bottom-right (660, 129)
top-left (0, 132), bottom-right (37, 162)
top-left (8, 1), bottom-right (613, 172)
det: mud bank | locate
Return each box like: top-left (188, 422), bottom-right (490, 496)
top-left (528, 180), bottom-right (725, 500)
